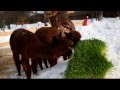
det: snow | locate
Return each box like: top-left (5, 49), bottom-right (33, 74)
top-left (0, 36), bottom-right (10, 43)
top-left (9, 22), bottom-right (48, 30)
top-left (32, 57), bottom-right (68, 79)
top-left (0, 17), bottom-right (120, 79)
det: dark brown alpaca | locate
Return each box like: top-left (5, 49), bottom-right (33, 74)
top-left (35, 27), bottom-right (61, 45)
top-left (44, 11), bottom-right (75, 31)
top-left (10, 28), bottom-right (72, 79)
top-left (35, 27), bottom-right (81, 47)
top-left (62, 30), bottom-right (81, 60)
top-left (35, 27), bottom-right (81, 68)
top-left (64, 30), bottom-right (81, 47)
top-left (35, 27), bottom-right (73, 69)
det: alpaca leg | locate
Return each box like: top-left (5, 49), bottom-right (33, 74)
top-left (31, 58), bottom-right (38, 75)
top-left (54, 59), bottom-right (57, 65)
top-left (43, 58), bottom-right (48, 68)
top-left (48, 58), bottom-right (57, 67)
top-left (21, 58), bottom-right (31, 79)
top-left (39, 58), bottom-right (43, 70)
top-left (48, 59), bottom-right (52, 67)
top-left (13, 52), bottom-right (21, 76)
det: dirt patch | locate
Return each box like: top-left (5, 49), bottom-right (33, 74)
top-left (0, 48), bottom-right (15, 78)
top-left (0, 31), bottom-right (14, 36)
top-left (0, 42), bottom-right (9, 47)
top-left (0, 27), bottom-right (37, 37)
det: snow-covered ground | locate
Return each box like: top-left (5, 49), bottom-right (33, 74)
top-left (0, 17), bottom-right (120, 79)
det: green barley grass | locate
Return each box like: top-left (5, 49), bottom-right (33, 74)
top-left (65, 38), bottom-right (113, 79)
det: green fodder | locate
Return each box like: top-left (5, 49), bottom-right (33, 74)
top-left (65, 38), bottom-right (113, 79)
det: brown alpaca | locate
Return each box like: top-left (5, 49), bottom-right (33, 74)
top-left (35, 27), bottom-right (73, 69)
top-left (35, 27), bottom-right (61, 45)
top-left (64, 30), bottom-right (82, 47)
top-left (35, 27), bottom-right (81, 69)
top-left (44, 11), bottom-right (75, 31)
top-left (62, 30), bottom-right (81, 60)
top-left (10, 28), bottom-right (72, 79)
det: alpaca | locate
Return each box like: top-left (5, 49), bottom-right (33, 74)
top-left (35, 27), bottom-right (81, 68)
top-left (10, 28), bottom-right (72, 79)
top-left (44, 11), bottom-right (75, 31)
